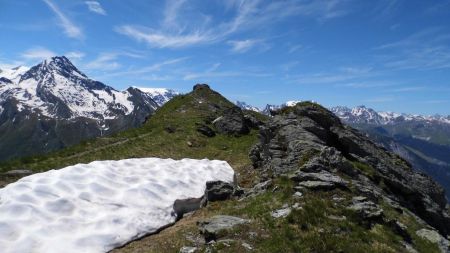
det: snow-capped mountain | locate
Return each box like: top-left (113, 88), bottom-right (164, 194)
top-left (236, 100), bottom-right (302, 115)
top-left (0, 56), bottom-right (159, 120)
top-left (0, 65), bottom-right (29, 82)
top-left (0, 56), bottom-right (168, 161)
top-left (134, 87), bottom-right (179, 106)
top-left (235, 101), bottom-right (261, 112)
top-left (330, 105), bottom-right (450, 125)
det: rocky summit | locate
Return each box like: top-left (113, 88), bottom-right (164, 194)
top-left (250, 102), bottom-right (450, 237)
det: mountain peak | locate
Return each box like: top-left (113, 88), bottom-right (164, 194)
top-left (36, 55), bottom-right (87, 79)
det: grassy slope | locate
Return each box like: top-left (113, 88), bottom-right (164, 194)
top-left (0, 88), bottom-right (440, 253)
top-left (0, 88), bottom-right (260, 186)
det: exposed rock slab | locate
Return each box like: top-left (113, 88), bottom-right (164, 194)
top-left (198, 215), bottom-right (249, 242)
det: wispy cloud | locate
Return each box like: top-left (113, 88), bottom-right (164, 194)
top-left (116, 26), bottom-right (215, 48)
top-left (292, 66), bottom-right (374, 85)
top-left (389, 86), bottom-right (425, 92)
top-left (43, 0), bottom-right (83, 39)
top-left (228, 39), bottom-right (266, 53)
top-left (375, 27), bottom-right (450, 70)
top-left (66, 51), bottom-right (85, 60)
top-left (116, 0), bottom-right (352, 49)
top-left (85, 1), bottom-right (106, 15)
top-left (85, 53), bottom-right (122, 71)
top-left (183, 63), bottom-right (271, 80)
top-left (364, 96), bottom-right (395, 103)
top-left (162, 0), bottom-right (186, 30)
top-left (288, 44), bottom-right (303, 54)
top-left (109, 57), bottom-right (188, 77)
top-left (21, 47), bottom-right (56, 61)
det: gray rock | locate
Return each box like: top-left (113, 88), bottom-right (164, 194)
top-left (196, 124), bottom-right (216, 137)
top-left (205, 181), bottom-right (234, 202)
top-left (387, 220), bottom-right (411, 243)
top-left (179, 246), bottom-right (197, 253)
top-left (213, 107), bottom-right (249, 135)
top-left (244, 114), bottom-right (263, 129)
top-left (242, 242), bottom-right (253, 251)
top-left (298, 180), bottom-right (336, 191)
top-left (416, 229), bottom-right (450, 253)
top-left (173, 197), bottom-right (204, 220)
top-left (290, 171), bottom-right (348, 187)
top-left (198, 215), bottom-right (249, 242)
top-left (293, 191), bottom-right (303, 198)
top-left (271, 207), bottom-right (292, 218)
top-left (347, 197), bottom-right (383, 221)
top-left (3, 169), bottom-right (33, 176)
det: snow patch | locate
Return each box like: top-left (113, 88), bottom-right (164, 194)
top-left (0, 158), bottom-right (234, 253)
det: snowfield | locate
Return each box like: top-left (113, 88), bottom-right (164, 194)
top-left (0, 158), bottom-right (235, 253)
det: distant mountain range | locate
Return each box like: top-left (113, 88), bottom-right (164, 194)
top-left (0, 56), bottom-right (178, 161)
top-left (330, 105), bottom-right (450, 200)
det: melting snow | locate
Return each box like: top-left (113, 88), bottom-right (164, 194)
top-left (0, 158), bottom-right (234, 253)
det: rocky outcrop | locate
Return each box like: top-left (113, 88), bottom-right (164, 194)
top-left (416, 229), bottom-right (450, 253)
top-left (249, 102), bottom-right (450, 237)
top-left (205, 181), bottom-right (235, 202)
top-left (197, 215), bottom-right (249, 242)
top-left (213, 107), bottom-right (250, 135)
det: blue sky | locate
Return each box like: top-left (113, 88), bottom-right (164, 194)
top-left (1, 0), bottom-right (450, 115)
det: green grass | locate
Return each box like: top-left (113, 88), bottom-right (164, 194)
top-left (0, 87), bottom-right (258, 183)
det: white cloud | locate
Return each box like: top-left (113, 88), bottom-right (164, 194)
top-left (375, 27), bottom-right (450, 70)
top-left (85, 53), bottom-right (121, 71)
top-left (183, 63), bottom-right (271, 80)
top-left (228, 39), bottom-right (261, 53)
top-left (288, 44), bottom-right (303, 54)
top-left (364, 96), bottom-right (395, 103)
top-left (21, 47), bottom-right (56, 61)
top-left (163, 0), bottom-right (186, 29)
top-left (85, 1), bottom-right (107, 15)
top-left (43, 0), bottom-right (83, 39)
top-left (116, 0), bottom-right (352, 49)
top-left (289, 66), bottom-right (378, 85)
top-left (66, 51), bottom-right (85, 60)
top-left (115, 26), bottom-right (215, 48)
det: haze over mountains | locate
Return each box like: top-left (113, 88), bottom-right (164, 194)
top-left (0, 56), bottom-right (177, 161)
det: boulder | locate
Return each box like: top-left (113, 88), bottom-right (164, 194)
top-left (415, 229), bottom-right (450, 253)
top-left (271, 207), bottom-right (292, 218)
top-left (387, 220), bottom-right (411, 243)
top-left (298, 181), bottom-right (336, 190)
top-left (196, 124), bottom-right (216, 137)
top-left (244, 114), bottom-right (263, 129)
top-left (205, 181), bottom-right (234, 202)
top-left (347, 196), bottom-right (383, 222)
top-left (179, 246), bottom-right (197, 253)
top-left (3, 169), bottom-right (33, 177)
top-left (173, 197), bottom-right (204, 219)
top-left (213, 107), bottom-right (249, 135)
top-left (198, 215), bottom-right (249, 242)
top-left (290, 171), bottom-right (348, 188)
